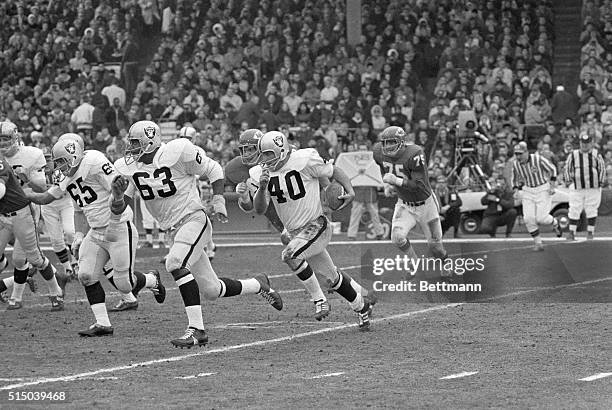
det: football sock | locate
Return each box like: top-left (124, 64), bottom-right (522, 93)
top-left (11, 266), bottom-right (28, 301)
top-left (331, 270), bottom-right (365, 311)
top-left (123, 292), bottom-right (138, 303)
top-left (0, 276), bottom-right (14, 293)
top-left (85, 282), bottom-right (111, 327)
top-left (295, 263), bottom-right (326, 301)
top-left (0, 253), bottom-right (8, 271)
top-left (218, 277), bottom-right (241, 297)
top-left (171, 268), bottom-right (203, 330)
top-left (56, 248), bottom-right (70, 264)
top-left (145, 229), bottom-right (153, 244)
top-left (144, 272), bottom-right (157, 288)
top-left (587, 217), bottom-right (596, 234)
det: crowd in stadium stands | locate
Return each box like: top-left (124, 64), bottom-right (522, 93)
top-left (0, 0), bottom-right (610, 188)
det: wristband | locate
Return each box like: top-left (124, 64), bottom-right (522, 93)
top-left (111, 198), bottom-right (125, 214)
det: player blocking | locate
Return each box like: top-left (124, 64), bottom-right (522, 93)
top-left (252, 131), bottom-right (374, 330)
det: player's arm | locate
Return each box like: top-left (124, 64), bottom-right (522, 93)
top-left (25, 185), bottom-right (63, 205)
top-left (331, 166), bottom-right (355, 210)
top-left (237, 178), bottom-right (257, 213)
top-left (382, 151), bottom-right (427, 191)
top-left (254, 170), bottom-right (271, 215)
top-left (184, 144), bottom-right (227, 221)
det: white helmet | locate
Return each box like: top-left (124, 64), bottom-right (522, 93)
top-left (57, 132), bottom-right (85, 151)
top-left (178, 126), bottom-right (197, 140)
top-left (52, 136), bottom-right (85, 179)
top-left (258, 131), bottom-right (291, 170)
top-left (0, 121), bottom-right (20, 156)
top-left (125, 120), bottom-right (161, 164)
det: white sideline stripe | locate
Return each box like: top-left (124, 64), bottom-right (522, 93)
top-left (2, 265), bottom-right (611, 391)
top-left (0, 378), bottom-right (25, 382)
top-left (174, 372), bottom-right (215, 380)
top-left (440, 371), bottom-right (479, 380)
top-left (0, 304), bottom-right (457, 391)
top-left (579, 372), bottom-right (612, 381)
top-left (308, 372), bottom-right (345, 379)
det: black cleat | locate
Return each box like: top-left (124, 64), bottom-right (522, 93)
top-left (357, 301), bottom-right (372, 331)
top-left (78, 323), bottom-right (114, 337)
top-left (109, 300), bottom-right (138, 312)
top-left (150, 270), bottom-right (166, 303)
top-left (255, 274), bottom-right (283, 310)
top-left (50, 295), bottom-right (64, 311)
top-left (171, 327), bottom-right (208, 348)
top-left (314, 299), bottom-right (330, 321)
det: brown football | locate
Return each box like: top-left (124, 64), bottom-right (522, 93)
top-left (324, 182), bottom-right (345, 210)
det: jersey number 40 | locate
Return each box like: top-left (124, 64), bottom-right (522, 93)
top-left (268, 170), bottom-right (306, 203)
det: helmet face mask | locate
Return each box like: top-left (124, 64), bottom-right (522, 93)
top-left (125, 121), bottom-right (161, 164)
top-left (238, 129), bottom-right (264, 166)
top-left (52, 139), bottom-right (84, 181)
top-left (0, 122), bottom-right (20, 156)
top-left (380, 126), bottom-right (407, 156)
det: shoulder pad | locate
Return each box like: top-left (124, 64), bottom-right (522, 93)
top-left (80, 150), bottom-right (108, 176)
top-left (225, 156), bottom-right (251, 184)
top-left (288, 148), bottom-right (321, 171)
top-left (156, 139), bottom-right (190, 168)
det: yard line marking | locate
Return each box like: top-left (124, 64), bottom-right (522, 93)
top-left (579, 372), bottom-right (612, 381)
top-left (308, 372), bottom-right (345, 379)
top-left (0, 378), bottom-right (25, 382)
top-left (440, 371), bottom-right (479, 380)
top-left (0, 304), bottom-right (458, 391)
top-left (174, 372), bottom-right (215, 380)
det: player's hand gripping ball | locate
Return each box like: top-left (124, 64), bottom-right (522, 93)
top-left (324, 181), bottom-right (346, 211)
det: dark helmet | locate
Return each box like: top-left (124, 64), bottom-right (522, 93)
top-left (238, 129), bottom-right (264, 166)
top-left (379, 126), bottom-right (408, 156)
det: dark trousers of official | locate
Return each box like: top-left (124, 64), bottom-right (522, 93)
top-left (480, 208), bottom-right (518, 237)
top-left (441, 206), bottom-right (461, 237)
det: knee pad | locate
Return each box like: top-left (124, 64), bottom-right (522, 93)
top-left (201, 283), bottom-right (219, 301)
top-left (30, 256), bottom-right (48, 270)
top-left (391, 227), bottom-right (408, 247)
top-left (112, 272), bottom-right (133, 293)
top-left (78, 268), bottom-right (98, 287)
top-left (285, 257), bottom-right (303, 271)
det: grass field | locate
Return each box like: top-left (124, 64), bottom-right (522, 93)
top-left (0, 238), bottom-right (610, 409)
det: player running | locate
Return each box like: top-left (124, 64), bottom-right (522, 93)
top-left (374, 126), bottom-right (451, 278)
top-left (112, 120), bottom-right (283, 348)
top-left (252, 131), bottom-right (374, 330)
top-left (226, 129), bottom-right (330, 320)
top-left (0, 121), bottom-right (64, 310)
top-left (25, 134), bottom-right (165, 336)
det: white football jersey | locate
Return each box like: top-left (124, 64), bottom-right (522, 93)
top-left (249, 148), bottom-right (333, 231)
top-left (114, 138), bottom-right (223, 230)
top-left (4, 145), bottom-right (46, 190)
top-left (49, 150), bottom-right (133, 228)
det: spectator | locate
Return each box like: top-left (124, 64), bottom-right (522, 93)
top-left (346, 185), bottom-right (384, 241)
top-left (435, 176), bottom-right (462, 238)
top-left (71, 95), bottom-right (95, 139)
top-left (551, 85), bottom-right (578, 125)
top-left (101, 76), bottom-right (126, 108)
top-left (160, 97), bottom-right (183, 121)
top-left (105, 97), bottom-right (127, 138)
top-left (479, 176), bottom-right (518, 238)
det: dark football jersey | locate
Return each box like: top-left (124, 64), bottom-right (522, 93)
top-left (0, 158), bottom-right (30, 214)
top-left (224, 156), bottom-right (285, 232)
top-left (373, 142), bottom-right (432, 203)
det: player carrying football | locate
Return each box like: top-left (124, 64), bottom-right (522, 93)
top-left (25, 134), bottom-right (165, 336)
top-left (112, 120), bottom-right (283, 348)
top-left (0, 121), bottom-right (64, 310)
top-left (252, 131), bottom-right (375, 330)
top-left (226, 129), bottom-right (330, 320)
top-left (374, 126), bottom-right (450, 277)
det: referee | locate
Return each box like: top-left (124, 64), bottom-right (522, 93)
top-left (564, 133), bottom-right (606, 240)
top-left (511, 141), bottom-right (562, 251)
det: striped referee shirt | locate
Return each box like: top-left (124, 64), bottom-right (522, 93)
top-left (511, 153), bottom-right (557, 188)
top-left (564, 149), bottom-right (606, 189)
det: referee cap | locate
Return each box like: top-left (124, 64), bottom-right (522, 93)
top-left (514, 141), bottom-right (527, 153)
top-left (579, 133), bottom-right (592, 143)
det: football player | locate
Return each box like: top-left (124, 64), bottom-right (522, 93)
top-left (25, 135), bottom-right (165, 336)
top-left (374, 126), bottom-right (450, 277)
top-left (252, 131), bottom-right (375, 330)
top-left (0, 121), bottom-right (64, 310)
top-left (112, 120), bottom-right (283, 348)
top-left (227, 129), bottom-right (330, 320)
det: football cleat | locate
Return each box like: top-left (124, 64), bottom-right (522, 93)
top-left (552, 218), bottom-right (562, 237)
top-left (78, 323), bottom-right (114, 337)
top-left (314, 299), bottom-right (330, 321)
top-left (150, 270), bottom-right (166, 303)
top-left (255, 274), bottom-right (283, 311)
top-left (357, 301), bottom-right (373, 331)
top-left (50, 295), bottom-right (64, 311)
top-left (26, 275), bottom-right (37, 293)
top-left (70, 262), bottom-right (79, 280)
top-left (6, 299), bottom-right (22, 310)
top-left (109, 300), bottom-right (138, 312)
top-left (171, 327), bottom-right (208, 348)
top-left (566, 231), bottom-right (576, 241)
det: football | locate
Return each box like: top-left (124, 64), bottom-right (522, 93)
top-left (324, 181), bottom-right (345, 210)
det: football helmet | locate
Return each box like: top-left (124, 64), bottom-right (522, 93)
top-left (258, 131), bottom-right (290, 170)
top-left (178, 126), bottom-right (197, 140)
top-left (238, 129), bottom-right (264, 166)
top-left (0, 121), bottom-right (20, 156)
top-left (379, 126), bottom-right (408, 156)
top-left (52, 137), bottom-right (85, 179)
top-left (125, 121), bottom-right (162, 164)
top-left (57, 133), bottom-right (85, 151)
